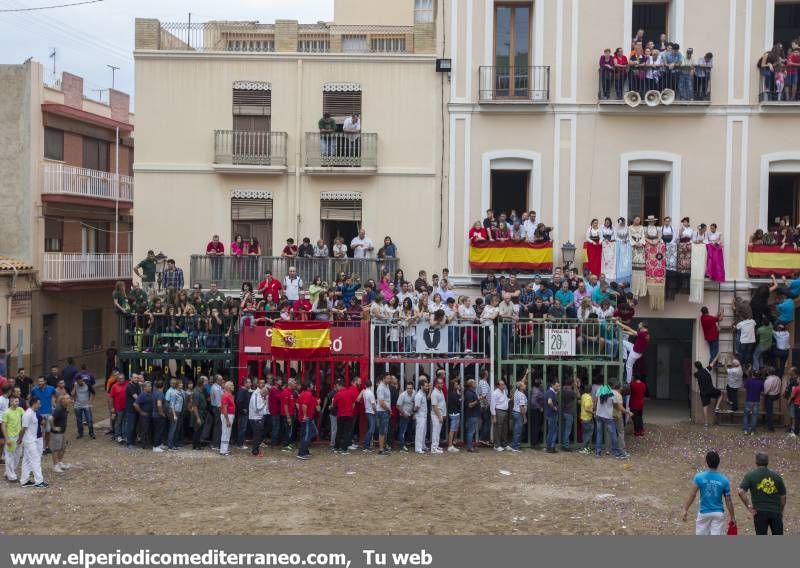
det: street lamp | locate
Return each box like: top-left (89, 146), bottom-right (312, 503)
top-left (561, 241), bottom-right (577, 270)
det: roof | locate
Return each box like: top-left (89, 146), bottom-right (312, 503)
top-left (0, 257), bottom-right (35, 271)
top-left (41, 103), bottom-right (134, 133)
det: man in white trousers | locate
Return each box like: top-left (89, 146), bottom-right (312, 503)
top-left (430, 377), bottom-right (446, 454)
top-left (413, 378), bottom-right (429, 454)
top-left (19, 397), bottom-right (47, 488)
top-left (2, 393), bottom-right (24, 482)
top-left (620, 321), bottom-right (650, 385)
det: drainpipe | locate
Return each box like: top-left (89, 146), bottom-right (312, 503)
top-left (0, 261), bottom-right (18, 356)
top-left (294, 59), bottom-right (303, 238)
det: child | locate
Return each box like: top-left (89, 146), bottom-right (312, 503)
top-left (775, 63), bottom-right (787, 101)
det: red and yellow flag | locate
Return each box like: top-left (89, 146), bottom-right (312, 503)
top-left (746, 245), bottom-right (800, 277)
top-left (469, 241), bottom-right (553, 272)
top-left (271, 321), bottom-right (331, 360)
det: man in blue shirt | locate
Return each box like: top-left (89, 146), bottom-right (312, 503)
top-left (30, 377), bottom-right (56, 454)
top-left (682, 450), bottom-right (736, 535)
top-left (534, 282), bottom-right (553, 306)
top-left (61, 357), bottom-right (79, 393)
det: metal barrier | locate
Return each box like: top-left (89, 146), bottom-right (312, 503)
top-left (214, 130), bottom-right (288, 166)
top-left (372, 320), bottom-right (493, 361)
top-left (478, 66), bottom-right (551, 102)
top-left (759, 69), bottom-right (800, 103)
top-left (304, 132), bottom-right (378, 169)
top-left (599, 64), bottom-right (712, 103)
top-left (189, 255), bottom-right (399, 290)
top-left (117, 313), bottom-right (240, 355)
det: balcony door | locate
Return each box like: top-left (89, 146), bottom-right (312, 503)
top-left (627, 173), bottom-right (665, 222)
top-left (494, 3), bottom-right (531, 98)
top-left (232, 115), bottom-right (271, 164)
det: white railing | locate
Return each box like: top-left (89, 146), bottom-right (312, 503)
top-left (42, 162), bottom-right (134, 202)
top-left (42, 253), bottom-right (132, 283)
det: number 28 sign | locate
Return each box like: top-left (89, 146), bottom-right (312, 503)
top-left (544, 329), bottom-right (576, 357)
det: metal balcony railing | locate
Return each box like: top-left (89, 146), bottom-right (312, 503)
top-left (189, 255), bottom-right (399, 290)
top-left (599, 64), bottom-right (712, 105)
top-left (304, 132), bottom-right (378, 169)
top-left (117, 313), bottom-right (239, 355)
top-left (42, 253), bottom-right (132, 283)
top-left (496, 319), bottom-right (624, 361)
top-left (372, 320), bottom-right (494, 361)
top-left (42, 162), bottom-right (134, 202)
top-left (478, 66), bottom-right (551, 103)
top-left (214, 130), bottom-right (288, 167)
top-left (758, 69), bottom-right (800, 103)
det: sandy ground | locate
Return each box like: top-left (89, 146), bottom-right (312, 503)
top-left (2, 413), bottom-right (798, 535)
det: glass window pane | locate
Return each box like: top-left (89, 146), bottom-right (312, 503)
top-left (514, 7), bottom-right (530, 66)
top-left (495, 6), bottom-right (511, 65)
top-left (627, 175), bottom-right (644, 220)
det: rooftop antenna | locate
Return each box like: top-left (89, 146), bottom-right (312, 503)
top-left (48, 48), bottom-right (56, 83)
top-left (90, 88), bottom-right (105, 102)
top-left (107, 64), bottom-right (119, 89)
top-left (187, 12), bottom-right (191, 46)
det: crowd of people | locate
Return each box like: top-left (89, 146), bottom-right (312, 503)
top-left (750, 217), bottom-right (800, 248)
top-left (758, 42), bottom-right (800, 102)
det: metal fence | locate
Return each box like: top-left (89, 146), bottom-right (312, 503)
top-left (189, 255), bottom-right (400, 290)
top-left (214, 130), bottom-right (288, 166)
top-left (304, 132), bottom-right (378, 168)
top-left (759, 69), bottom-right (800, 103)
top-left (42, 162), bottom-right (134, 202)
top-left (599, 64), bottom-right (712, 103)
top-left (372, 320), bottom-right (493, 360)
top-left (42, 253), bottom-right (132, 283)
top-left (496, 318), bottom-right (624, 361)
top-left (117, 313), bottom-right (239, 355)
top-left (478, 66), bottom-right (551, 102)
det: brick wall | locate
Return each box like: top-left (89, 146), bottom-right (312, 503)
top-left (275, 20), bottom-right (299, 52)
top-left (135, 18), bottom-right (161, 50)
top-left (61, 72), bottom-right (83, 109)
top-left (108, 89), bottom-right (130, 123)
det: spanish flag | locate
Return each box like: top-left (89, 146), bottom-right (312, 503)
top-left (271, 321), bottom-right (332, 360)
top-left (746, 245), bottom-right (800, 278)
top-left (469, 241), bottom-right (553, 272)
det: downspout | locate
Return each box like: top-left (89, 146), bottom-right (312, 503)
top-left (294, 59), bottom-right (303, 238)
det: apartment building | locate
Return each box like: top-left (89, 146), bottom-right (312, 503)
top-left (0, 61), bottom-right (134, 375)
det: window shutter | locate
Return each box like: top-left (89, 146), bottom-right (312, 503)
top-left (322, 91), bottom-right (362, 120)
top-left (233, 81), bottom-right (272, 116)
top-left (320, 199), bottom-right (362, 222)
top-left (231, 198), bottom-right (273, 221)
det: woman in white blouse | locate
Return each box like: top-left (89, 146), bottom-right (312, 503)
top-left (706, 223), bottom-right (726, 282)
top-left (585, 218), bottom-right (602, 278)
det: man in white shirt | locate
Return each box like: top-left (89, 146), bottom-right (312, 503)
top-left (350, 230), bottom-right (374, 259)
top-left (430, 377), bottom-right (446, 454)
top-left (248, 382), bottom-right (268, 457)
top-left (360, 381), bottom-right (377, 451)
top-left (523, 211), bottom-right (538, 242)
top-left (283, 266), bottom-right (303, 301)
top-left (397, 282), bottom-right (419, 309)
top-left (19, 397), bottom-right (46, 488)
top-left (413, 379), bottom-right (429, 454)
top-left (490, 379), bottom-right (510, 451)
top-left (343, 113), bottom-right (361, 162)
top-left (375, 374), bottom-right (393, 455)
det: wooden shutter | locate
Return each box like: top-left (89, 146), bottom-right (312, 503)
top-left (233, 84), bottom-right (271, 116)
top-left (320, 200), bottom-right (362, 221)
top-left (322, 91), bottom-right (362, 120)
top-left (231, 198), bottom-right (273, 220)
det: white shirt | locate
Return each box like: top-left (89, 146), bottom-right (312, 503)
top-left (490, 388), bottom-right (509, 415)
top-left (397, 291), bottom-right (418, 309)
top-left (680, 226), bottom-right (694, 240)
top-left (481, 305), bottom-right (499, 324)
top-left (362, 388), bottom-right (376, 414)
top-left (430, 388), bottom-right (446, 419)
top-left (523, 220), bottom-right (537, 241)
top-left (283, 275), bottom-right (303, 301)
top-left (248, 389), bottom-right (267, 420)
top-left (343, 116), bottom-right (361, 141)
top-left (0, 396), bottom-right (8, 422)
top-left (736, 319), bottom-right (756, 344)
top-left (21, 407), bottom-right (38, 444)
top-left (413, 390), bottom-right (427, 418)
top-left (774, 330), bottom-right (790, 350)
top-left (512, 390), bottom-right (527, 413)
top-left (350, 236), bottom-right (374, 259)
top-left (332, 243), bottom-right (348, 258)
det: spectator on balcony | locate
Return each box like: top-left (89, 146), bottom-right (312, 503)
top-left (510, 221), bottom-right (527, 242)
top-left (612, 47), bottom-right (629, 99)
top-left (631, 28), bottom-right (645, 50)
top-left (378, 236), bottom-right (397, 259)
top-left (599, 48), bottom-right (615, 100)
top-left (230, 235), bottom-right (245, 258)
top-left (205, 235), bottom-right (225, 282)
top-left (786, 47), bottom-right (800, 102)
top-left (493, 220), bottom-right (510, 241)
top-left (313, 239), bottom-right (329, 258)
top-left (205, 283), bottom-right (226, 311)
top-left (677, 47), bottom-right (694, 100)
top-left (482, 208), bottom-right (495, 230)
top-left (693, 52), bottom-right (713, 100)
top-left (161, 259), bottom-right (184, 292)
top-left (283, 267), bottom-right (303, 302)
top-left (414, 270), bottom-right (431, 294)
top-left (246, 237), bottom-right (261, 257)
top-left (656, 33), bottom-right (669, 52)
top-left (318, 112), bottom-right (337, 158)
top-left (292, 290), bottom-right (313, 320)
top-left (134, 250), bottom-right (157, 293)
top-left (350, 229), bottom-right (374, 259)
top-left (298, 237), bottom-right (314, 258)
top-left (343, 113), bottom-right (361, 159)
top-left (113, 281), bottom-right (130, 314)
top-left (758, 44), bottom-right (784, 101)
top-left (280, 238), bottom-right (298, 258)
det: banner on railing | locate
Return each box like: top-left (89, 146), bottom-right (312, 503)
top-left (271, 321), bottom-right (331, 360)
top-left (544, 328), bottom-right (576, 357)
top-left (746, 245), bottom-right (800, 277)
top-left (469, 241), bottom-right (553, 272)
top-left (415, 324), bottom-right (449, 354)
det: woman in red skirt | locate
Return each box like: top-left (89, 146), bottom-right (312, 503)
top-left (584, 218), bottom-right (602, 277)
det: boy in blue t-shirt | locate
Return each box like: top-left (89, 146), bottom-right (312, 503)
top-left (682, 450), bottom-right (736, 535)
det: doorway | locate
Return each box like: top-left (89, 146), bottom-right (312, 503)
top-left (768, 173), bottom-right (800, 228)
top-left (42, 314), bottom-right (57, 372)
top-left (632, 1), bottom-right (669, 43)
top-left (628, 173), bottom-right (665, 222)
top-left (321, 221), bottom-right (359, 257)
top-left (634, 318), bottom-right (693, 404)
top-left (490, 170), bottom-right (529, 217)
top-left (774, 2), bottom-right (800, 49)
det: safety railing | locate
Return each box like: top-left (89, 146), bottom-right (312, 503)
top-left (758, 69), bottom-right (800, 103)
top-left (214, 130), bottom-right (288, 166)
top-left (42, 162), bottom-right (134, 202)
top-left (372, 320), bottom-right (493, 360)
top-left (478, 66), bottom-right (551, 103)
top-left (496, 318), bottom-right (624, 361)
top-left (41, 253), bottom-right (132, 283)
top-left (117, 313), bottom-right (239, 355)
top-left (189, 255), bottom-right (400, 290)
top-left (599, 63), bottom-right (712, 105)
top-left (304, 132), bottom-right (378, 169)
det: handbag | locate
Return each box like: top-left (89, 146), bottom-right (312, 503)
top-left (726, 521), bottom-right (738, 535)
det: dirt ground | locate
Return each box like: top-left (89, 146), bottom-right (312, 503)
top-left (2, 413), bottom-right (798, 535)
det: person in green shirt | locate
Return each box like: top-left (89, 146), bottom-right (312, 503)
top-left (2, 395), bottom-right (25, 481)
top-left (738, 452), bottom-right (786, 535)
top-left (753, 319), bottom-right (774, 372)
top-left (318, 112), bottom-right (337, 158)
top-left (204, 283), bottom-right (227, 311)
top-left (134, 250), bottom-right (157, 293)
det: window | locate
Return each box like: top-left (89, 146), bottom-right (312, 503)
top-left (44, 127), bottom-right (64, 161)
top-left (627, 173), bottom-right (665, 221)
top-left (493, 3), bottom-right (531, 98)
top-left (370, 36), bottom-right (406, 53)
top-left (227, 38), bottom-right (274, 52)
top-left (774, 2), bottom-right (800, 50)
top-left (44, 217), bottom-right (63, 252)
top-left (82, 137), bottom-right (109, 172)
top-left (233, 84), bottom-right (271, 117)
top-left (81, 221), bottom-right (109, 254)
top-left (320, 198), bottom-right (362, 257)
top-left (768, 174), bottom-right (800, 227)
top-left (232, 197), bottom-right (273, 255)
top-left (632, 1), bottom-right (669, 44)
top-left (490, 170), bottom-right (528, 216)
top-left (81, 308), bottom-right (103, 353)
top-left (322, 89), bottom-right (362, 122)
top-left (415, 0), bottom-right (435, 23)
top-left (298, 38), bottom-right (330, 53)
top-left (342, 35), bottom-right (368, 53)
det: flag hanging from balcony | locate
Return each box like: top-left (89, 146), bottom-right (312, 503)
top-left (746, 245), bottom-right (800, 277)
top-left (271, 321), bottom-right (331, 360)
top-left (469, 241), bottom-right (553, 272)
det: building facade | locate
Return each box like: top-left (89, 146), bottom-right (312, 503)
top-left (0, 61), bottom-right (134, 375)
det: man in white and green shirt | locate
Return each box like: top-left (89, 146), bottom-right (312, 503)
top-left (2, 394), bottom-right (24, 482)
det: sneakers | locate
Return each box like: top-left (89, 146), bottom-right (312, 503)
top-left (296, 454), bottom-right (310, 460)
top-left (577, 447), bottom-right (591, 454)
top-left (615, 453), bottom-right (630, 460)
top-left (59, 463), bottom-right (71, 470)
top-left (21, 480), bottom-right (35, 488)
top-left (415, 450), bottom-right (426, 454)
top-left (116, 437), bottom-right (123, 443)
top-left (495, 446), bottom-right (504, 452)
top-left (378, 449), bottom-right (390, 456)
top-left (34, 482), bottom-right (49, 488)
top-left (362, 448), bottom-right (373, 453)
top-left (219, 452), bottom-right (231, 456)
top-left (153, 447), bottom-right (165, 453)
top-left (788, 432), bottom-right (797, 438)
top-left (432, 448), bottom-right (444, 454)
top-left (348, 444), bottom-right (359, 450)
top-left (508, 447), bottom-right (521, 453)
top-left (505, 445), bottom-right (513, 452)
top-left (446, 446), bottom-right (458, 453)
top-left (53, 464), bottom-right (64, 473)
top-left (401, 445), bottom-right (409, 453)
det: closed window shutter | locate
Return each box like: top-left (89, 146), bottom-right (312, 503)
top-left (320, 200), bottom-right (362, 221)
top-left (322, 91), bottom-right (362, 120)
top-left (233, 88), bottom-right (272, 116)
top-left (231, 198), bottom-right (273, 220)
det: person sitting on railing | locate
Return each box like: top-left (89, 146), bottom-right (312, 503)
top-left (598, 299), bottom-right (615, 320)
top-left (350, 229), bottom-right (374, 259)
top-left (580, 313), bottom-right (606, 356)
top-left (280, 238), bottom-right (298, 258)
top-left (240, 283), bottom-right (256, 328)
top-left (297, 237), bottom-right (314, 258)
top-left (313, 239), bottom-right (329, 258)
top-left (277, 301), bottom-right (292, 322)
top-left (599, 48), bottom-right (615, 100)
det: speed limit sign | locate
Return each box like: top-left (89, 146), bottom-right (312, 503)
top-left (545, 328), bottom-right (576, 356)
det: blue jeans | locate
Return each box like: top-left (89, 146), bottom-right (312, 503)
top-left (707, 339), bottom-right (719, 364)
top-left (167, 413), bottom-right (180, 449)
top-left (125, 410), bottom-right (138, 447)
top-left (282, 417), bottom-right (295, 447)
top-left (75, 407), bottom-right (94, 437)
top-left (561, 412), bottom-right (574, 450)
top-left (236, 414), bottom-right (249, 446)
top-left (113, 410), bottom-right (126, 439)
top-left (376, 411), bottom-right (390, 437)
top-left (545, 414), bottom-right (558, 449)
top-left (744, 401), bottom-right (759, 433)
top-left (595, 417), bottom-right (624, 456)
top-left (466, 416), bottom-right (478, 449)
top-left (511, 411), bottom-right (524, 450)
top-left (271, 415), bottom-right (282, 447)
top-left (298, 419), bottom-right (316, 456)
top-left (398, 416), bottom-right (410, 446)
top-left (753, 344), bottom-right (769, 371)
top-left (363, 413), bottom-right (376, 449)
top-left (581, 419), bottom-right (594, 449)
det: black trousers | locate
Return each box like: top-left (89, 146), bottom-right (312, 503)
top-left (632, 409), bottom-right (644, 434)
top-left (335, 416), bottom-right (354, 451)
top-left (754, 511), bottom-right (784, 535)
top-left (530, 408), bottom-right (544, 447)
top-left (250, 418), bottom-right (265, 455)
top-left (138, 415), bottom-right (151, 448)
top-left (192, 416), bottom-right (206, 449)
top-left (152, 415), bottom-right (166, 447)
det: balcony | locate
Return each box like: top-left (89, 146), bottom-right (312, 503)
top-left (189, 255), bottom-right (399, 291)
top-left (41, 253), bottom-right (132, 286)
top-left (213, 130), bottom-right (288, 174)
top-left (42, 162), bottom-right (133, 206)
top-left (304, 132), bottom-right (378, 174)
top-left (478, 66), bottom-right (551, 104)
top-left (597, 65), bottom-right (712, 109)
top-left (758, 73), bottom-right (800, 108)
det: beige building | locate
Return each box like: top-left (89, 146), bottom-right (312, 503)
top-left (0, 61), bottom-right (134, 376)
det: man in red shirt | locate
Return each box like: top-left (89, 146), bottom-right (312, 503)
top-left (292, 291), bottom-right (313, 319)
top-left (296, 384), bottom-right (320, 460)
top-left (258, 270), bottom-right (282, 306)
top-left (699, 307), bottom-right (722, 364)
top-left (629, 376), bottom-right (648, 436)
top-left (267, 376), bottom-right (283, 448)
top-left (622, 321), bottom-right (649, 385)
top-left (108, 374), bottom-right (128, 443)
top-left (206, 235), bottom-right (225, 282)
top-left (279, 379), bottom-right (297, 451)
top-left (332, 377), bottom-right (358, 454)
top-left (787, 47), bottom-right (800, 102)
